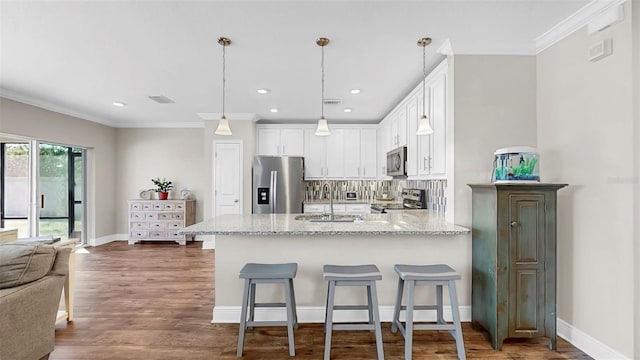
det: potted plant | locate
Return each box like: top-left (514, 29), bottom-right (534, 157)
top-left (151, 177), bottom-right (173, 200)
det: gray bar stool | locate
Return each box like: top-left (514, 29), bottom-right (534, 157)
top-left (323, 264), bottom-right (384, 360)
top-left (237, 263), bottom-right (298, 357)
top-left (391, 264), bottom-right (466, 360)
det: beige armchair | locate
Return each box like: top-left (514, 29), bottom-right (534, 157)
top-left (0, 243), bottom-right (71, 360)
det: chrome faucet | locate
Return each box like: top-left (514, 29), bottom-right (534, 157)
top-left (320, 181), bottom-right (334, 221)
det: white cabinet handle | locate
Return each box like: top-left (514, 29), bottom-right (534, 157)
top-left (282, 145), bottom-right (286, 154)
top-left (423, 157), bottom-right (428, 171)
top-left (358, 168), bottom-right (361, 176)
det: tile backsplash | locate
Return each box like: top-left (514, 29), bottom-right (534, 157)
top-left (305, 179), bottom-right (447, 211)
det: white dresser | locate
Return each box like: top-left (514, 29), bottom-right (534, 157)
top-left (128, 200), bottom-right (196, 245)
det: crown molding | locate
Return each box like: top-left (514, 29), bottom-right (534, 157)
top-left (1, 89), bottom-right (119, 127)
top-left (1, 89), bottom-right (206, 129)
top-left (535, 0), bottom-right (628, 54)
top-left (197, 113), bottom-right (258, 121)
top-left (444, 41), bottom-right (536, 55)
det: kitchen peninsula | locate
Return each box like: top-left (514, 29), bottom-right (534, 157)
top-left (180, 210), bottom-right (470, 323)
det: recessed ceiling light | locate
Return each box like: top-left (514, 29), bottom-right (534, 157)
top-left (270, 108), bottom-right (279, 113)
top-left (257, 89), bottom-right (269, 94)
top-left (350, 89), bottom-right (361, 94)
top-left (112, 102), bottom-right (126, 107)
top-left (343, 108), bottom-right (353, 113)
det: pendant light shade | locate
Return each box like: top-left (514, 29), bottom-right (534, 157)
top-left (315, 37), bottom-right (331, 136)
top-left (215, 116), bottom-right (232, 136)
top-left (215, 37), bottom-right (232, 136)
top-left (416, 37), bottom-right (434, 136)
top-left (315, 117), bottom-right (331, 136)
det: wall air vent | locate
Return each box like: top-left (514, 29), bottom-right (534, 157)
top-left (148, 95), bottom-right (176, 104)
top-left (323, 98), bottom-right (342, 105)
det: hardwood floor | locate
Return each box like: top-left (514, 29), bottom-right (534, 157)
top-left (52, 242), bottom-right (591, 359)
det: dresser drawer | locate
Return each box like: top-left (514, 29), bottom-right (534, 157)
top-left (131, 222), bottom-right (148, 230)
top-left (149, 222), bottom-right (165, 230)
top-left (149, 231), bottom-right (165, 238)
top-left (174, 203), bottom-right (185, 211)
top-left (130, 212), bottom-right (145, 220)
top-left (142, 203), bottom-right (153, 210)
top-left (173, 213), bottom-right (184, 220)
top-left (163, 203), bottom-right (175, 210)
top-left (146, 213), bottom-right (158, 220)
top-left (130, 202), bottom-right (143, 211)
top-left (167, 231), bottom-right (184, 239)
top-left (166, 222), bottom-right (183, 230)
top-left (158, 213), bottom-right (173, 220)
top-left (130, 231), bottom-right (148, 239)
top-left (152, 203), bottom-right (163, 210)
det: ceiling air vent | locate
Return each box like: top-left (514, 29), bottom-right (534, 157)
top-left (323, 98), bottom-right (341, 105)
top-left (148, 95), bottom-right (175, 104)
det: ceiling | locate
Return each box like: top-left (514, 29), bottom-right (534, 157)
top-left (0, 0), bottom-right (590, 128)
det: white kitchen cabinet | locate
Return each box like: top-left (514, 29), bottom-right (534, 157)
top-left (377, 119), bottom-right (392, 179)
top-left (304, 127), bottom-right (376, 180)
top-left (325, 129), bottom-right (345, 178)
top-left (389, 108), bottom-right (408, 148)
top-left (406, 91), bottom-right (420, 177)
top-left (417, 70), bottom-right (446, 177)
top-left (303, 203), bottom-right (369, 214)
top-left (257, 127), bottom-right (304, 156)
top-left (360, 129), bottom-right (377, 178)
top-left (304, 128), bottom-right (327, 178)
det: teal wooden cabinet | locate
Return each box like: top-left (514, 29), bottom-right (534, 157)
top-left (468, 183), bottom-right (566, 350)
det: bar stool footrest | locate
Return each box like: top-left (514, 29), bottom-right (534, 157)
top-left (333, 323), bottom-right (376, 331)
top-left (252, 302), bottom-right (287, 308)
top-left (246, 320), bottom-right (289, 327)
top-left (333, 305), bottom-right (371, 310)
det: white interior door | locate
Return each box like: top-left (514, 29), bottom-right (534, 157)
top-left (214, 141), bottom-right (242, 216)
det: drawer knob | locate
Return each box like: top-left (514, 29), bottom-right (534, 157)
top-left (510, 221), bottom-right (519, 228)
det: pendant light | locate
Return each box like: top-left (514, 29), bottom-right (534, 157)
top-left (215, 37), bottom-right (232, 136)
top-left (314, 37), bottom-right (331, 136)
top-left (416, 37), bottom-right (434, 135)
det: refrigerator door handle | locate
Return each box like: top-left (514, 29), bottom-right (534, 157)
top-left (270, 170), bottom-right (277, 213)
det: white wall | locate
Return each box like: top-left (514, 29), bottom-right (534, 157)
top-left (115, 128), bottom-right (206, 234)
top-left (0, 97), bottom-right (117, 241)
top-left (536, 2), bottom-right (635, 357)
top-left (203, 119), bottom-right (256, 220)
top-left (452, 55), bottom-right (538, 228)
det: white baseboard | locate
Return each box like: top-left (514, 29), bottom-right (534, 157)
top-left (89, 233), bottom-right (127, 246)
top-left (211, 305), bottom-right (472, 324)
top-left (557, 318), bottom-right (630, 360)
top-left (201, 235), bottom-right (215, 249)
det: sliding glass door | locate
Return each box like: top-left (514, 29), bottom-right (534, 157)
top-left (1, 139), bottom-right (86, 242)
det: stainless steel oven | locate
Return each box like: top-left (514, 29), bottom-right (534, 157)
top-left (386, 146), bottom-right (407, 177)
top-left (370, 189), bottom-right (426, 213)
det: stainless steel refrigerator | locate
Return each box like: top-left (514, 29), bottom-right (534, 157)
top-left (252, 156), bottom-right (305, 214)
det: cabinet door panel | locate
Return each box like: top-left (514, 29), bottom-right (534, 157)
top-left (430, 73), bottom-right (446, 175)
top-left (325, 129), bottom-right (345, 178)
top-left (360, 129), bottom-right (377, 178)
top-left (417, 87), bottom-right (431, 176)
top-left (508, 194), bottom-right (546, 337)
top-left (397, 107), bottom-right (407, 147)
top-left (304, 129), bottom-right (325, 179)
top-left (406, 95), bottom-right (419, 176)
top-left (281, 129), bottom-right (304, 156)
top-left (257, 128), bottom-right (281, 156)
top-left (343, 129), bottom-right (361, 178)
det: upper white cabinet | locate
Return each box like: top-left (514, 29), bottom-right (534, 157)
top-left (303, 126), bottom-right (377, 180)
top-left (257, 127), bottom-right (304, 156)
top-left (417, 70), bottom-right (446, 177)
top-left (378, 58), bottom-right (449, 180)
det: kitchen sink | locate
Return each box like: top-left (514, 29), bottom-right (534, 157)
top-left (294, 214), bottom-right (363, 222)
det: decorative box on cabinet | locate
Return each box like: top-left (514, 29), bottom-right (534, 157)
top-left (128, 200), bottom-right (196, 246)
top-left (469, 183), bottom-right (567, 350)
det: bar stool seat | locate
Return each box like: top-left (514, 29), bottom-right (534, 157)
top-left (391, 264), bottom-right (466, 360)
top-left (237, 263), bottom-right (298, 357)
top-left (323, 264), bottom-right (384, 360)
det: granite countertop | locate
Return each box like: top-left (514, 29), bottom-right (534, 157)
top-left (179, 210), bottom-right (469, 236)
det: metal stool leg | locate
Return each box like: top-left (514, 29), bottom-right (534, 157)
top-left (404, 280), bottom-right (415, 360)
top-left (289, 278), bottom-right (298, 329)
top-left (324, 280), bottom-right (336, 360)
top-left (283, 278), bottom-right (296, 356)
top-left (391, 277), bottom-right (404, 333)
top-left (237, 279), bottom-right (251, 357)
top-left (248, 282), bottom-right (256, 329)
top-left (448, 280), bottom-right (466, 360)
top-left (436, 284), bottom-right (444, 324)
top-left (369, 281), bottom-right (385, 360)
top-left (367, 284), bottom-right (374, 328)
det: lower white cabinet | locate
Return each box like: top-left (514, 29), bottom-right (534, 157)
top-left (304, 203), bottom-right (370, 214)
top-left (128, 200), bottom-right (196, 245)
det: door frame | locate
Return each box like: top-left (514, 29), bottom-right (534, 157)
top-left (212, 139), bottom-right (243, 217)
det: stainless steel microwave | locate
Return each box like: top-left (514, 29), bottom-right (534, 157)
top-left (386, 146), bottom-right (407, 177)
